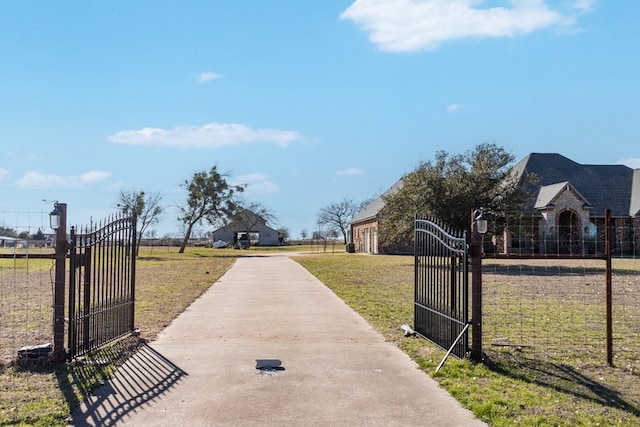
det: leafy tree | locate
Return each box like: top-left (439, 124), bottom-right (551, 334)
top-left (117, 190), bottom-right (163, 255)
top-left (0, 226), bottom-right (17, 237)
top-left (378, 143), bottom-right (533, 252)
top-left (31, 228), bottom-right (46, 241)
top-left (317, 198), bottom-right (361, 244)
top-left (226, 201), bottom-right (275, 248)
top-left (177, 166), bottom-right (244, 253)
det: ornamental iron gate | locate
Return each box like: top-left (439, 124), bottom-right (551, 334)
top-left (67, 214), bottom-right (137, 359)
top-left (414, 215), bottom-right (469, 359)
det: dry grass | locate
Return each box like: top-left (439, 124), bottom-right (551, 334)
top-left (0, 247), bottom-right (239, 426)
top-left (3, 246), bottom-right (640, 426)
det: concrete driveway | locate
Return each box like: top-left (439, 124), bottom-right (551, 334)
top-left (70, 253), bottom-right (485, 426)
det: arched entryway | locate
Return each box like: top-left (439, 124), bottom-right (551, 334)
top-left (557, 210), bottom-right (581, 254)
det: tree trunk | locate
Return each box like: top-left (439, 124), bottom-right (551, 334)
top-left (179, 223), bottom-right (194, 253)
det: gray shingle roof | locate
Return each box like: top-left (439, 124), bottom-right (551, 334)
top-left (352, 153), bottom-right (640, 225)
top-left (349, 179), bottom-right (403, 224)
top-left (631, 169), bottom-right (640, 216)
top-left (512, 153), bottom-right (637, 217)
top-left (534, 181), bottom-right (592, 210)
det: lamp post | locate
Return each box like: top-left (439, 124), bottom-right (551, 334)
top-left (470, 208), bottom-right (487, 362)
top-left (49, 204), bottom-right (62, 231)
top-left (50, 202), bottom-right (67, 362)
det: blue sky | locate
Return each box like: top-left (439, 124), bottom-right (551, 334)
top-left (1, 0), bottom-right (638, 239)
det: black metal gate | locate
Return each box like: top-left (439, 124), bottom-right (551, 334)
top-left (67, 214), bottom-right (137, 359)
top-left (414, 215), bottom-right (469, 359)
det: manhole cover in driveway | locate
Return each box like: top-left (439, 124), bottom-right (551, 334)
top-left (255, 359), bottom-right (285, 375)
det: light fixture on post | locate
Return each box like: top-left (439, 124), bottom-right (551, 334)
top-left (470, 207), bottom-right (488, 362)
top-left (49, 202), bottom-right (67, 363)
top-left (49, 203), bottom-right (62, 231)
top-left (474, 209), bottom-right (488, 235)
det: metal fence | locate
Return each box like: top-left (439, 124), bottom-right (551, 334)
top-left (0, 209), bottom-right (136, 365)
top-left (67, 214), bottom-right (137, 359)
top-left (414, 215), bottom-right (469, 359)
top-left (0, 211), bottom-right (54, 365)
top-left (480, 211), bottom-right (640, 370)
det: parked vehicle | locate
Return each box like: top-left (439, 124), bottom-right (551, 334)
top-left (212, 240), bottom-right (228, 248)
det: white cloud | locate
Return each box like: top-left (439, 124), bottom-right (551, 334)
top-left (233, 173), bottom-right (279, 194)
top-left (447, 103), bottom-right (463, 113)
top-left (107, 123), bottom-right (303, 148)
top-left (80, 171), bottom-right (112, 184)
top-left (617, 158), bottom-right (640, 169)
top-left (336, 167), bottom-right (365, 176)
top-left (16, 170), bottom-right (111, 189)
top-left (340, 0), bottom-right (592, 52)
top-left (0, 168), bottom-right (7, 181)
top-left (198, 71), bottom-right (224, 82)
top-left (570, 0), bottom-right (595, 14)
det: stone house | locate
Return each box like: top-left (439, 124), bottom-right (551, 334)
top-left (502, 153), bottom-right (640, 255)
top-left (349, 153), bottom-right (640, 255)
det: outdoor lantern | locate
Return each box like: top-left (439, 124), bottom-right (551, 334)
top-left (49, 204), bottom-right (62, 231)
top-left (475, 210), bottom-right (488, 234)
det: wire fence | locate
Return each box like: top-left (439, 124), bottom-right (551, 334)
top-left (0, 211), bottom-right (56, 366)
top-left (481, 211), bottom-right (640, 371)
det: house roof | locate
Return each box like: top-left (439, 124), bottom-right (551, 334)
top-left (631, 169), bottom-right (640, 216)
top-left (534, 181), bottom-right (592, 210)
top-left (349, 179), bottom-right (403, 225)
top-left (351, 153), bottom-right (640, 226)
top-left (512, 153), bottom-right (638, 217)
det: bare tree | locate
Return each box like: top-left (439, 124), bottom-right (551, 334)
top-left (316, 198), bottom-right (360, 244)
top-left (117, 190), bottom-right (163, 255)
top-left (277, 227), bottom-right (290, 243)
top-left (177, 166), bottom-right (244, 253)
top-left (227, 201), bottom-right (275, 248)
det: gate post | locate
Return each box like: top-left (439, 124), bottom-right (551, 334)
top-left (470, 209), bottom-right (487, 362)
top-left (605, 209), bottom-right (612, 366)
top-left (52, 203), bottom-right (67, 362)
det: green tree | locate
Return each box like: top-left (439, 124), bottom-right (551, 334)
top-left (31, 228), bottom-right (46, 241)
top-left (0, 227), bottom-right (17, 237)
top-left (378, 143), bottom-right (533, 252)
top-left (177, 166), bottom-right (244, 253)
top-left (317, 198), bottom-right (361, 244)
top-left (117, 190), bottom-right (164, 255)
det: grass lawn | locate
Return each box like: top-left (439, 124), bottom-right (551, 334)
top-left (0, 247), bottom-right (238, 427)
top-left (294, 253), bottom-right (640, 426)
top-left (1, 246), bottom-right (639, 426)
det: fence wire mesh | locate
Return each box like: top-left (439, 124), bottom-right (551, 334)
top-left (480, 211), bottom-right (640, 371)
top-left (0, 211), bottom-right (56, 366)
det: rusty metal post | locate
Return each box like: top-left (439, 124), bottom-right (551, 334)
top-left (52, 203), bottom-right (67, 362)
top-left (470, 209), bottom-right (483, 362)
top-left (605, 209), bottom-right (612, 366)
